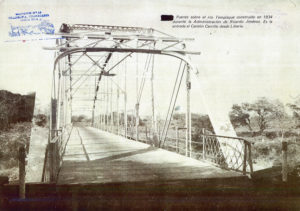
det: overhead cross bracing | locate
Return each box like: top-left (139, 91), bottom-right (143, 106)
top-left (43, 23), bottom-right (253, 184)
top-left (46, 22), bottom-right (200, 126)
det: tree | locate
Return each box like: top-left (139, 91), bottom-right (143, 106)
top-left (247, 97), bottom-right (284, 134)
top-left (272, 100), bottom-right (288, 138)
top-left (229, 104), bottom-right (252, 131)
top-left (35, 114), bottom-right (47, 127)
top-left (287, 96), bottom-right (300, 128)
top-left (230, 98), bottom-right (288, 135)
top-left (191, 114), bottom-right (214, 141)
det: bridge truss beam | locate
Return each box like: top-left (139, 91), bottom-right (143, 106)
top-left (44, 23), bottom-right (251, 183)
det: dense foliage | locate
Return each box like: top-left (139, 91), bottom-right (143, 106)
top-left (0, 90), bottom-right (35, 130)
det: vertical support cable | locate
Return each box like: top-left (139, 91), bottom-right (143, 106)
top-left (186, 66), bottom-right (191, 157)
top-left (160, 62), bottom-right (185, 147)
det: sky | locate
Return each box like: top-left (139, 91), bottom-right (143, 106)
top-left (0, 0), bottom-right (300, 120)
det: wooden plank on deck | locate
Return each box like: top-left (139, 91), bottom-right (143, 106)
top-left (58, 126), bottom-right (245, 184)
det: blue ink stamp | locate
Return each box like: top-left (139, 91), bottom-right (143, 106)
top-left (7, 11), bottom-right (56, 42)
top-left (9, 20), bottom-right (55, 37)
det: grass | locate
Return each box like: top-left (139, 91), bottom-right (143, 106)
top-left (236, 126), bottom-right (300, 168)
top-left (0, 122), bottom-right (32, 181)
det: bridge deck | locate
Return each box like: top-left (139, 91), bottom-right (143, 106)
top-left (58, 126), bottom-right (245, 184)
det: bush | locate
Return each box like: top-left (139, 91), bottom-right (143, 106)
top-left (0, 90), bottom-right (35, 128)
top-left (284, 131), bottom-right (299, 138)
top-left (265, 131), bottom-right (278, 139)
top-left (35, 114), bottom-right (47, 127)
top-left (237, 131), bottom-right (253, 137)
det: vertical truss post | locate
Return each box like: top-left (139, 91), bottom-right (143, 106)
top-left (243, 143), bottom-right (247, 175)
top-left (67, 70), bottom-right (72, 125)
top-left (175, 126), bottom-right (179, 153)
top-left (186, 66), bottom-right (191, 157)
top-left (102, 81), bottom-right (105, 130)
top-left (282, 141), bottom-right (288, 182)
top-left (56, 60), bottom-right (62, 131)
top-left (105, 77), bottom-right (109, 131)
top-left (135, 46), bottom-right (139, 142)
top-left (95, 76), bottom-right (98, 127)
top-left (59, 57), bottom-right (63, 129)
top-left (248, 143), bottom-right (253, 173)
top-left (151, 53), bottom-right (158, 146)
top-left (18, 146), bottom-right (26, 199)
top-left (60, 38), bottom-right (66, 128)
top-left (99, 82), bottom-right (102, 129)
top-left (67, 43), bottom-right (73, 125)
top-left (202, 128), bottom-right (206, 159)
top-left (99, 104), bottom-right (102, 129)
top-left (51, 98), bottom-right (57, 139)
top-left (92, 76), bottom-right (96, 126)
top-left (49, 142), bottom-right (55, 182)
top-left (135, 103), bottom-right (139, 141)
top-left (124, 62), bottom-right (128, 138)
top-left (117, 80), bottom-right (120, 135)
top-left (61, 57), bottom-right (66, 128)
top-left (110, 78), bottom-right (113, 133)
top-left (92, 109), bottom-right (95, 127)
top-left (132, 110), bottom-right (135, 137)
top-left (63, 74), bottom-right (67, 127)
top-left (188, 66), bottom-right (192, 157)
top-left (100, 82), bottom-right (103, 129)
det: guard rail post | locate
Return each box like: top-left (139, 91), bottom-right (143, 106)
top-left (243, 142), bottom-right (247, 175)
top-left (282, 141), bottom-right (288, 182)
top-left (19, 146), bottom-right (26, 199)
top-left (202, 128), bottom-right (206, 160)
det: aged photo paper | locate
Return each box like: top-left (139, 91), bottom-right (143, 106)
top-left (0, 0), bottom-right (300, 209)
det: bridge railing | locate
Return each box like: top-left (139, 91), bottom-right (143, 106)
top-left (94, 124), bottom-right (253, 175)
top-left (201, 133), bottom-right (253, 174)
top-left (42, 126), bottom-right (72, 182)
top-left (162, 130), bottom-right (253, 175)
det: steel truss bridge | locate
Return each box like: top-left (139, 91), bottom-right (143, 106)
top-left (42, 23), bottom-right (253, 184)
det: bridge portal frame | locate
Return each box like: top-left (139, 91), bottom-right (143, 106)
top-left (43, 23), bottom-right (252, 183)
top-left (45, 24), bottom-right (199, 182)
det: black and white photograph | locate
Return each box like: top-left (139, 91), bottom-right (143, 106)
top-left (0, 0), bottom-right (300, 210)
